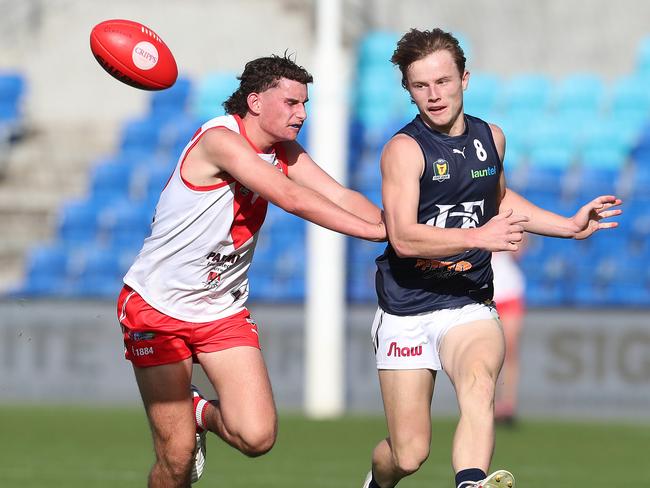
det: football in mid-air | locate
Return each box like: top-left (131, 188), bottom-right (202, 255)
top-left (90, 19), bottom-right (177, 90)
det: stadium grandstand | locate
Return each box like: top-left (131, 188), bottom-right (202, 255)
top-left (2, 3), bottom-right (650, 307)
top-left (0, 0), bottom-right (648, 416)
top-left (1, 5), bottom-right (649, 487)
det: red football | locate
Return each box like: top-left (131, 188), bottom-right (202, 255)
top-left (90, 19), bottom-right (177, 91)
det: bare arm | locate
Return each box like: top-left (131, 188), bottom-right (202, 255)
top-left (382, 134), bottom-right (525, 259)
top-left (489, 123), bottom-right (623, 239)
top-left (280, 140), bottom-right (382, 224)
top-left (501, 189), bottom-right (622, 239)
top-left (188, 129), bottom-right (385, 241)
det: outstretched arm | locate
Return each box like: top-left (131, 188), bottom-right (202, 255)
top-left (280, 140), bottom-right (383, 225)
top-left (500, 187), bottom-right (622, 239)
top-left (188, 128), bottom-right (386, 241)
top-left (489, 123), bottom-right (622, 240)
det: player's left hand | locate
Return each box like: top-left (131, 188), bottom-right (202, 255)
top-left (571, 195), bottom-right (623, 240)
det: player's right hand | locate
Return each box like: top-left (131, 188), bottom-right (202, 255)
top-left (477, 209), bottom-right (529, 251)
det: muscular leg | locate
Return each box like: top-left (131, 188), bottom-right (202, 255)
top-left (197, 346), bottom-right (277, 457)
top-left (133, 359), bottom-right (195, 488)
top-left (440, 319), bottom-right (505, 473)
top-left (495, 310), bottom-right (523, 419)
top-left (371, 369), bottom-right (435, 487)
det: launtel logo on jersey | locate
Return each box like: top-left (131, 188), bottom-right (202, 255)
top-left (432, 158), bottom-right (451, 182)
top-left (471, 165), bottom-right (497, 179)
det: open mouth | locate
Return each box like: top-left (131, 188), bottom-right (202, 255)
top-left (428, 106), bottom-right (446, 114)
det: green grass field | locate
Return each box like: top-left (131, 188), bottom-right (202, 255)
top-left (1, 406), bottom-right (648, 487)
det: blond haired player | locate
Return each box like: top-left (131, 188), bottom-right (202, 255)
top-left (361, 28), bottom-right (622, 488)
top-left (117, 55), bottom-right (385, 488)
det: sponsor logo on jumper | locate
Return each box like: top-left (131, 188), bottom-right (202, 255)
top-left (432, 158), bottom-right (451, 182)
top-left (129, 331), bottom-right (156, 341)
top-left (452, 147), bottom-right (466, 158)
top-left (205, 271), bottom-right (222, 287)
top-left (414, 258), bottom-right (473, 279)
top-left (204, 252), bottom-right (241, 289)
top-left (470, 165), bottom-right (497, 179)
top-left (387, 342), bottom-right (423, 357)
top-left (427, 200), bottom-right (485, 229)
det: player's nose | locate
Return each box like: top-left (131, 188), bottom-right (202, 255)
top-left (295, 104), bottom-right (307, 121)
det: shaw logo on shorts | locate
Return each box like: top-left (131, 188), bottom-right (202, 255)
top-left (387, 342), bottom-right (423, 358)
top-left (432, 158), bottom-right (451, 182)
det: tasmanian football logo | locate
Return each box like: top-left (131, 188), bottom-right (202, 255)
top-left (432, 158), bottom-right (451, 182)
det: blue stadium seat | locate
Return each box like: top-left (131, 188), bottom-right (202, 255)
top-left (528, 145), bottom-right (574, 170)
top-left (526, 116), bottom-right (580, 155)
top-left (98, 201), bottom-right (153, 250)
top-left (464, 73), bottom-right (501, 119)
top-left (522, 236), bottom-right (580, 306)
top-left (149, 76), bottom-right (192, 118)
top-left (191, 71), bottom-right (239, 121)
top-left (119, 116), bottom-right (165, 155)
top-left (0, 71), bottom-right (26, 139)
top-left (57, 198), bottom-right (106, 246)
top-left (552, 73), bottom-right (605, 115)
top-left (501, 74), bottom-right (552, 114)
top-left (0, 102), bottom-right (19, 123)
top-left (264, 204), bottom-right (305, 234)
top-left (89, 157), bottom-right (134, 202)
top-left (0, 71), bottom-right (25, 110)
top-left (635, 35), bottom-right (650, 79)
top-left (623, 159), bottom-right (650, 200)
top-left (351, 151), bottom-right (381, 192)
top-left (357, 31), bottom-right (400, 68)
top-left (571, 254), bottom-right (650, 306)
top-left (133, 164), bottom-right (174, 200)
top-left (607, 76), bottom-right (650, 120)
top-left (580, 143), bottom-right (627, 171)
top-left (347, 262), bottom-right (377, 302)
top-left (348, 237), bottom-right (383, 303)
top-left (579, 118), bottom-right (638, 155)
top-left (158, 114), bottom-right (201, 158)
top-left (20, 244), bottom-right (69, 296)
top-left (520, 146), bottom-right (574, 198)
top-left (62, 245), bottom-right (125, 298)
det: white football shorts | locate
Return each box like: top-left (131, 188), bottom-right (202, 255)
top-left (371, 302), bottom-right (500, 371)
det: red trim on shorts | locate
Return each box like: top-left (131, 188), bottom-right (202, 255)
top-left (116, 285), bottom-right (260, 368)
top-left (495, 297), bottom-right (525, 317)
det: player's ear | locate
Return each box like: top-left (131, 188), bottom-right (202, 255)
top-left (462, 70), bottom-right (470, 91)
top-left (247, 93), bottom-right (262, 115)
